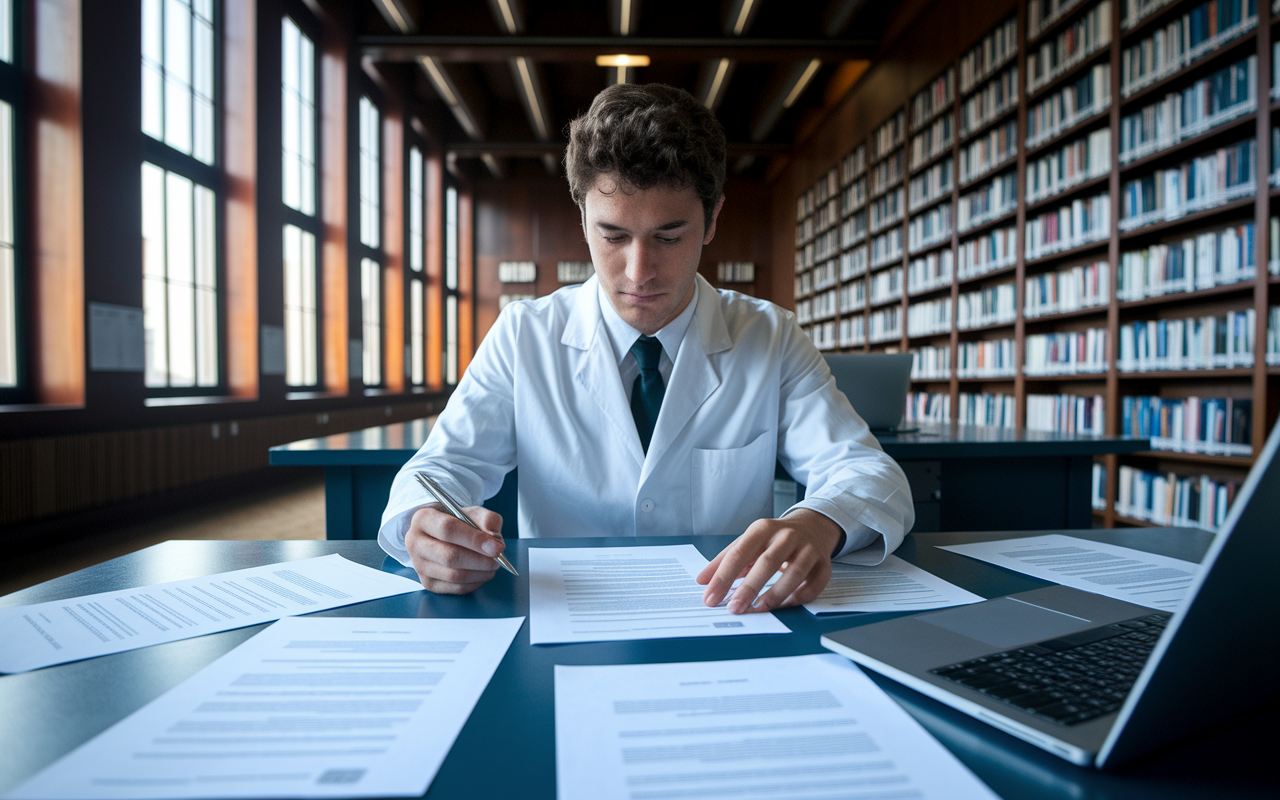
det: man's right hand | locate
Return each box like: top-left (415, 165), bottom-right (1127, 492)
top-left (405, 504), bottom-right (505, 594)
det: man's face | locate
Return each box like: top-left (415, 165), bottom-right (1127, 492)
top-left (583, 176), bottom-right (723, 336)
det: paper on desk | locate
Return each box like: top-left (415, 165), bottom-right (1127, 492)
top-left (555, 654), bottom-right (999, 800)
top-left (0, 554), bottom-right (424, 673)
top-left (5, 616), bottom-right (524, 800)
top-left (804, 554), bottom-right (985, 614)
top-left (938, 534), bottom-right (1203, 611)
top-left (527, 544), bottom-right (790, 644)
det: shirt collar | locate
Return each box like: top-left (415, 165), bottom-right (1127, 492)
top-left (597, 279), bottom-right (699, 365)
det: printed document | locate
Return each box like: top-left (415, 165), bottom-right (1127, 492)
top-left (938, 534), bottom-right (1203, 610)
top-left (804, 554), bottom-right (984, 614)
top-left (527, 545), bottom-right (790, 644)
top-left (555, 654), bottom-right (999, 800)
top-left (6, 616), bottom-right (524, 800)
top-left (0, 555), bottom-right (423, 673)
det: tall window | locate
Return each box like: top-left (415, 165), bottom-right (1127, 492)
top-left (281, 15), bottom-right (319, 387)
top-left (444, 183), bottom-right (459, 385)
top-left (358, 95), bottom-right (382, 386)
top-left (141, 0), bottom-right (220, 391)
top-left (407, 145), bottom-right (425, 387)
top-left (0, 0), bottom-right (20, 394)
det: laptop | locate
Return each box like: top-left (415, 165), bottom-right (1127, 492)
top-left (825, 353), bottom-right (914, 432)
top-left (821, 418), bottom-right (1280, 768)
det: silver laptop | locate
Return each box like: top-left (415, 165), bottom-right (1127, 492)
top-left (822, 418), bottom-right (1280, 768)
top-left (825, 353), bottom-right (914, 432)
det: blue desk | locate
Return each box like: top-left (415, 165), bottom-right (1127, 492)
top-left (269, 420), bottom-right (1149, 540)
top-left (0, 531), bottom-right (1270, 799)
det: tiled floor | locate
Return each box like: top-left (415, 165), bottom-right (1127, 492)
top-left (0, 476), bottom-right (327, 598)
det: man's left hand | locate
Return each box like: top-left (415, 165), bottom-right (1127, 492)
top-left (695, 509), bottom-right (843, 614)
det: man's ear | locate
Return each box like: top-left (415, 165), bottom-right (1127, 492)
top-left (703, 194), bottom-right (726, 245)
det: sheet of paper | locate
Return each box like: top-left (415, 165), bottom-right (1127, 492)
top-left (7, 616), bottom-right (524, 800)
top-left (938, 534), bottom-right (1203, 611)
top-left (804, 554), bottom-right (985, 614)
top-left (0, 555), bottom-right (424, 673)
top-left (527, 544), bottom-right (790, 644)
top-left (555, 654), bottom-right (999, 800)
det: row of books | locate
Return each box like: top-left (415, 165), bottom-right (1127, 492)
top-left (904, 391), bottom-right (1019, 429)
top-left (796, 167), bottom-right (841, 222)
top-left (1119, 0), bottom-right (1182, 30)
top-left (870, 266), bottom-right (904, 305)
top-left (870, 188), bottom-right (905, 233)
top-left (1119, 0), bottom-right (1257, 97)
top-left (840, 281), bottom-right (866, 313)
top-left (1024, 260), bottom-right (1109, 317)
top-left (841, 247), bottom-right (868, 280)
top-left (842, 177), bottom-right (868, 216)
top-left (873, 110), bottom-right (906, 160)
top-left (869, 306), bottom-right (903, 343)
top-left (1026, 0), bottom-right (1113, 95)
top-left (959, 225), bottom-right (1018, 279)
top-left (959, 15), bottom-right (1018, 94)
top-left (839, 317), bottom-right (865, 347)
top-left (841, 145), bottom-right (867, 186)
top-left (1025, 192), bottom-right (1111, 260)
top-left (1116, 221), bottom-right (1255, 301)
top-left (1029, 0), bottom-right (1090, 40)
top-left (958, 170), bottom-right (1018, 232)
top-left (908, 205), bottom-right (953, 254)
top-left (960, 65), bottom-right (1019, 138)
top-left (840, 212), bottom-right (868, 249)
top-left (1115, 465), bottom-right (1240, 530)
top-left (1118, 310), bottom-right (1256, 371)
top-left (1118, 55), bottom-right (1256, 164)
top-left (909, 159), bottom-right (953, 212)
top-left (958, 282), bottom-right (1017, 329)
top-left (1120, 395), bottom-right (1252, 456)
top-left (910, 116), bottom-right (954, 171)
top-left (1119, 140), bottom-right (1256, 231)
top-left (908, 250), bottom-right (954, 294)
top-left (1026, 127), bottom-right (1111, 205)
top-left (1025, 328), bottom-right (1109, 375)
top-left (795, 291), bottom-right (837, 325)
top-left (905, 391), bottom-right (954, 424)
top-left (912, 68), bottom-right (955, 127)
top-left (1270, 306), bottom-right (1280, 365)
top-left (1091, 462), bottom-right (1107, 510)
top-left (910, 346), bottom-right (951, 380)
top-left (960, 120), bottom-right (1018, 185)
top-left (871, 228), bottom-right (904, 268)
top-left (1027, 392), bottom-right (1106, 435)
top-left (804, 321), bottom-right (837, 350)
top-left (1026, 64), bottom-right (1110, 149)
top-left (958, 338), bottom-right (1016, 377)
top-left (871, 152), bottom-right (905, 196)
top-left (907, 297), bottom-right (952, 337)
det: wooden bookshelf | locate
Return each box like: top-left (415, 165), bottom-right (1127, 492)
top-left (791, 0), bottom-right (1280, 529)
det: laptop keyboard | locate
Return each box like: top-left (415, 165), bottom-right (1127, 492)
top-left (929, 612), bottom-right (1171, 726)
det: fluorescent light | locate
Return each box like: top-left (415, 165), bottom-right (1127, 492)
top-left (515, 57), bottom-right (548, 140)
top-left (595, 54), bottom-right (650, 67)
top-left (620, 0), bottom-right (632, 35)
top-left (732, 0), bottom-right (756, 36)
top-left (495, 0), bottom-right (518, 33)
top-left (783, 59), bottom-right (821, 108)
top-left (705, 58), bottom-right (730, 108)
top-left (374, 0), bottom-right (414, 33)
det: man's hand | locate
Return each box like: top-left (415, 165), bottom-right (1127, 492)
top-left (695, 509), bottom-right (842, 614)
top-left (405, 504), bottom-right (506, 594)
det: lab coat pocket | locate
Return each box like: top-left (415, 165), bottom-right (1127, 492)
top-left (691, 431), bottom-right (775, 537)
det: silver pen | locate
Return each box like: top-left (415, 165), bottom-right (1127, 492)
top-left (415, 471), bottom-right (518, 576)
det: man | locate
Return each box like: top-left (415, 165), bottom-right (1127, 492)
top-left (379, 83), bottom-right (913, 613)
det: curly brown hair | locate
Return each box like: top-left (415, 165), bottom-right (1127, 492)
top-left (565, 83), bottom-right (727, 229)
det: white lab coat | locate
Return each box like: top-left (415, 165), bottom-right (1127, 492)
top-left (379, 274), bottom-right (913, 564)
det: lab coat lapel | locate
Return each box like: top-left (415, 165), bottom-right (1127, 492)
top-left (642, 276), bottom-right (732, 481)
top-left (563, 277), bottom-right (646, 468)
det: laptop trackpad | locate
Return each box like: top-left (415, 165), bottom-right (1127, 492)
top-left (918, 597), bottom-right (1096, 649)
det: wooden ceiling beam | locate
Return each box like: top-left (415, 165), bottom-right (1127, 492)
top-left (361, 36), bottom-right (876, 63)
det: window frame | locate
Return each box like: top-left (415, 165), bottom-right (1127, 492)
top-left (0, 0), bottom-right (26, 404)
top-left (140, 0), bottom-right (226, 398)
top-left (280, 6), bottom-right (322, 391)
top-left (442, 176), bottom-right (460, 386)
top-left (355, 89), bottom-right (384, 389)
top-left (405, 134), bottom-right (428, 389)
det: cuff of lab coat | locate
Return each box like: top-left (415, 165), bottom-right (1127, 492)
top-left (785, 498), bottom-right (887, 564)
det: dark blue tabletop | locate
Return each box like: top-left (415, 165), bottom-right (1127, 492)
top-left (0, 531), bottom-right (1271, 800)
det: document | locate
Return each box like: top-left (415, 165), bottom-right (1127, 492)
top-left (555, 654), bottom-right (999, 800)
top-left (6, 616), bottom-right (524, 800)
top-left (527, 545), bottom-right (790, 644)
top-left (804, 554), bottom-right (985, 614)
top-left (938, 534), bottom-right (1203, 610)
top-left (0, 555), bottom-right (424, 673)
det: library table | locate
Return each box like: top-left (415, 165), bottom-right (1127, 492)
top-left (269, 419), bottom-right (1149, 539)
top-left (0, 531), bottom-right (1271, 800)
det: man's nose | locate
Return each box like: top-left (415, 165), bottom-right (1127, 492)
top-left (624, 240), bottom-right (657, 285)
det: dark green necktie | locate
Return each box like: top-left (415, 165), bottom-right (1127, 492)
top-left (630, 335), bottom-right (665, 454)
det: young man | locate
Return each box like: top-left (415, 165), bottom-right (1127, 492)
top-left (379, 83), bottom-right (913, 613)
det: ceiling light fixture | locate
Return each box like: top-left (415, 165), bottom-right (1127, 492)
top-left (732, 0), bottom-right (756, 36)
top-left (783, 59), bottom-right (822, 108)
top-left (620, 0), bottom-right (633, 36)
top-left (704, 58), bottom-right (731, 108)
top-left (595, 54), bottom-right (651, 68)
top-left (515, 57), bottom-right (548, 140)
top-left (495, 0), bottom-right (519, 33)
top-left (374, 0), bottom-right (415, 34)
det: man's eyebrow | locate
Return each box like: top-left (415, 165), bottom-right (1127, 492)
top-left (594, 220), bottom-right (691, 232)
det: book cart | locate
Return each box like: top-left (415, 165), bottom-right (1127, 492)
top-left (792, 0), bottom-right (1280, 530)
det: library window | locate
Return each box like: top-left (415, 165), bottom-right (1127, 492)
top-left (0, 0), bottom-right (16, 393)
top-left (357, 95), bottom-right (383, 386)
top-left (142, 0), bottom-right (221, 392)
top-left (444, 183), bottom-right (459, 385)
top-left (407, 145), bottom-right (425, 386)
top-left (281, 14), bottom-right (320, 388)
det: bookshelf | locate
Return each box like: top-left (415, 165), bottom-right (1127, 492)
top-left (791, 0), bottom-right (1279, 530)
